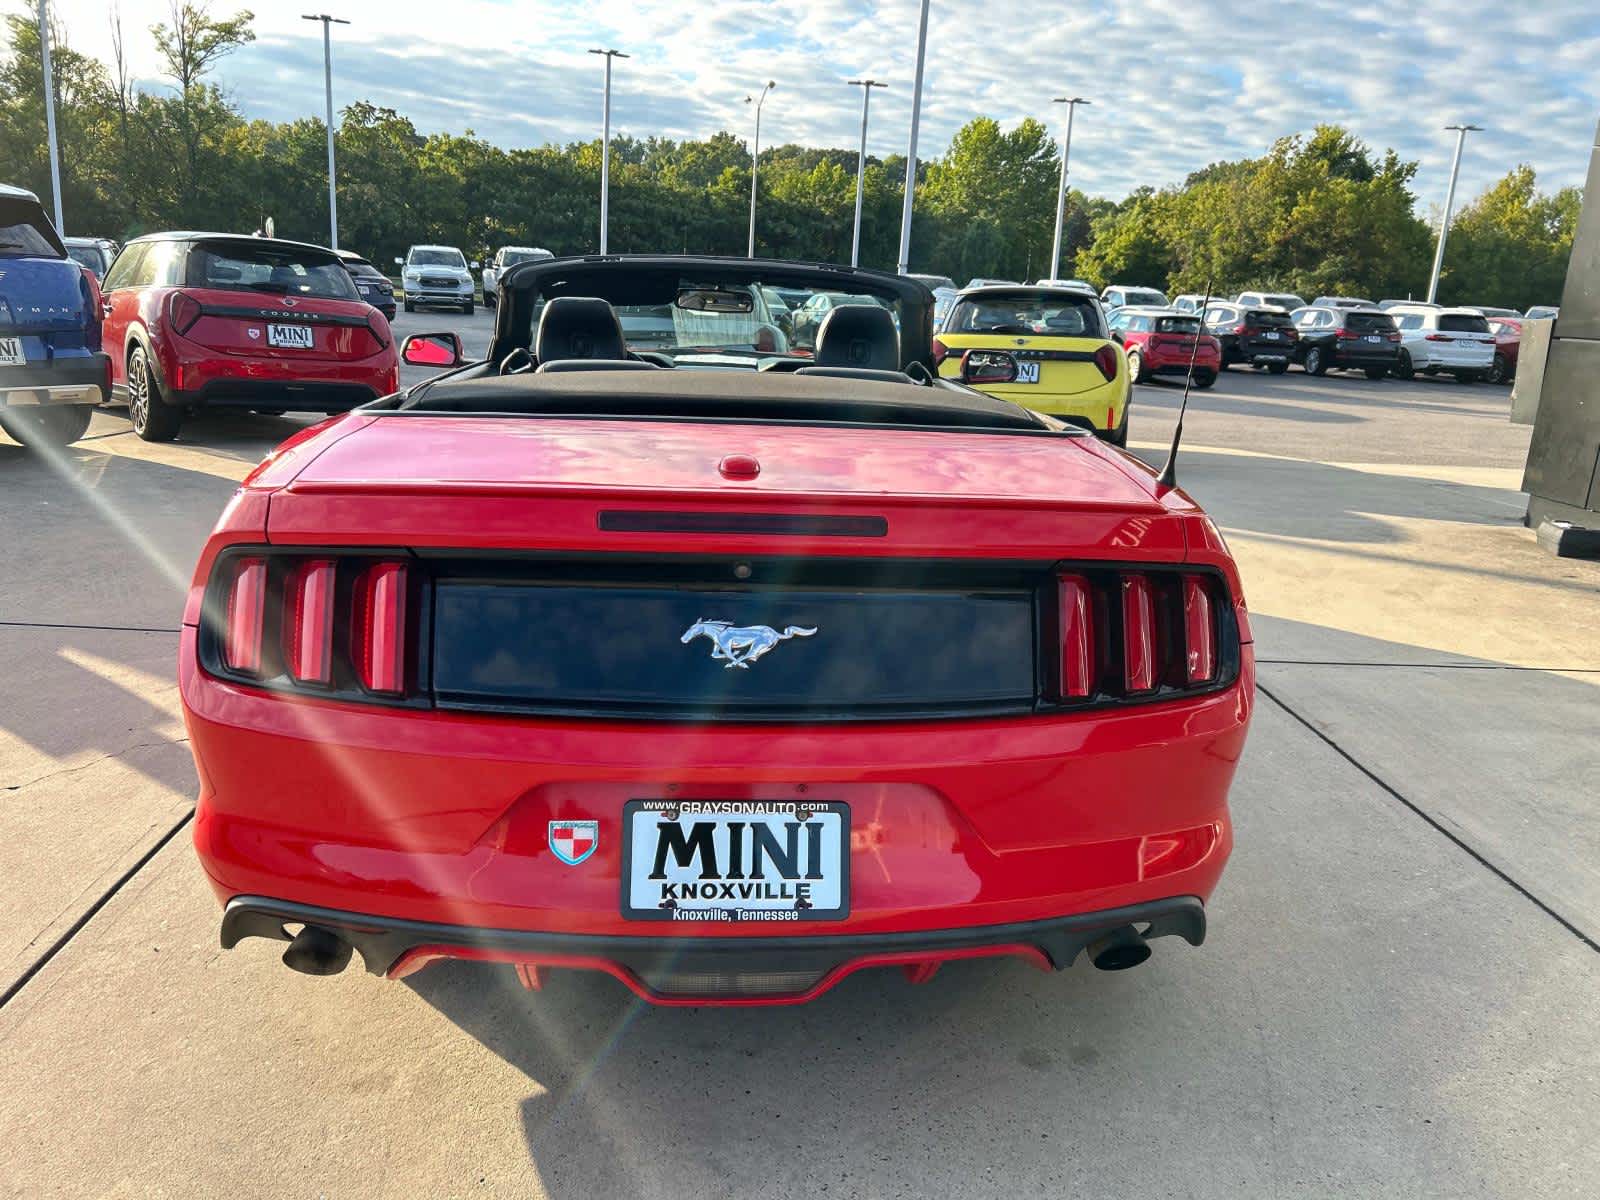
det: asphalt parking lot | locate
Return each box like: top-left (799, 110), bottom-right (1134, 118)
top-left (3, 324), bottom-right (1599, 1198)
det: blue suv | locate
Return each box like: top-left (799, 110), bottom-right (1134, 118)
top-left (0, 185), bottom-right (109, 448)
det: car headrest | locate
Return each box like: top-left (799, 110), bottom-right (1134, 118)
top-left (813, 304), bottom-right (900, 371)
top-left (536, 297), bottom-right (628, 362)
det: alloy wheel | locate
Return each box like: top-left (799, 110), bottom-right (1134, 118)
top-left (127, 351), bottom-right (149, 433)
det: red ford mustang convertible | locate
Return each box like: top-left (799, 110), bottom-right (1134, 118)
top-left (182, 256), bottom-right (1254, 1005)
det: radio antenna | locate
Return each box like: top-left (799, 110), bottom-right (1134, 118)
top-left (1156, 279), bottom-right (1211, 488)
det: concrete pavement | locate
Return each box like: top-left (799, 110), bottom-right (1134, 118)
top-left (2, 356), bottom-right (1597, 1197)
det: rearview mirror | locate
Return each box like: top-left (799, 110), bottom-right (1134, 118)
top-left (960, 349), bottom-right (1019, 385)
top-left (400, 332), bottom-right (465, 368)
top-left (676, 287), bottom-right (755, 314)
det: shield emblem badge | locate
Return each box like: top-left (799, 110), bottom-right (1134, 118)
top-left (548, 819), bottom-right (599, 866)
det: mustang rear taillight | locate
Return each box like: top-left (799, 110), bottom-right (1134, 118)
top-left (1057, 574), bottom-right (1094, 698)
top-left (283, 559), bottom-right (337, 685)
top-left (1183, 574), bottom-right (1215, 684)
top-left (222, 557), bottom-right (267, 675)
top-left (1093, 343), bottom-right (1118, 381)
top-left (931, 336), bottom-right (949, 366)
top-left (1052, 569), bottom-right (1229, 704)
top-left (169, 290), bottom-right (202, 335)
top-left (1121, 574), bottom-right (1157, 693)
top-left (365, 312), bottom-right (389, 348)
top-left (353, 562), bottom-right (409, 694)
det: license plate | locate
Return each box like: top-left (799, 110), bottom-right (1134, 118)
top-left (0, 336), bottom-right (24, 366)
top-left (621, 799), bottom-right (849, 922)
top-left (1015, 360), bottom-right (1041, 384)
top-left (1261, 331), bottom-right (1280, 340)
top-left (267, 324), bottom-right (314, 349)
top-left (1364, 334), bottom-right (1381, 342)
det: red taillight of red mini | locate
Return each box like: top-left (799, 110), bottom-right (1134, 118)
top-left (1121, 574), bottom-right (1156, 693)
top-left (1057, 573), bottom-right (1094, 699)
top-left (1183, 574), bottom-right (1216, 684)
top-left (366, 312), bottom-right (388, 348)
top-left (283, 559), bottom-right (337, 685)
top-left (353, 562), bottom-right (408, 694)
top-left (222, 557), bottom-right (267, 675)
top-left (1093, 342), bottom-right (1118, 381)
top-left (169, 290), bottom-right (201, 335)
top-left (931, 336), bottom-right (949, 366)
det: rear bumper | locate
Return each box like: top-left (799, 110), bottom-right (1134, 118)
top-left (1411, 347), bottom-right (1494, 370)
top-left (176, 377), bottom-right (383, 413)
top-left (1331, 345), bottom-right (1400, 368)
top-left (156, 342), bottom-right (397, 412)
top-left (220, 892), bottom-right (1206, 1004)
top-left (0, 352), bottom-right (109, 407)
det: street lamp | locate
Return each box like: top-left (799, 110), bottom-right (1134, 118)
top-left (1426, 123), bottom-right (1483, 303)
top-left (746, 81), bottom-right (776, 257)
top-left (590, 48), bottom-right (629, 254)
top-left (1048, 97), bottom-right (1090, 282)
top-left (847, 79), bottom-right (887, 268)
top-left (302, 14), bottom-right (350, 250)
top-left (37, 0), bottom-right (64, 232)
top-left (896, 0), bottom-right (931, 275)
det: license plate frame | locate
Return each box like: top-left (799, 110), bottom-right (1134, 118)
top-left (0, 336), bottom-right (24, 366)
top-left (266, 323), bottom-right (314, 349)
top-left (620, 799), bottom-right (850, 923)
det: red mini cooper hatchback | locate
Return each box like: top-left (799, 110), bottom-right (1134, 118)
top-left (101, 233), bottom-right (399, 441)
top-left (1107, 307), bottom-right (1222, 389)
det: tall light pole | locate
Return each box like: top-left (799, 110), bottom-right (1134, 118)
top-left (1426, 123), bottom-right (1482, 303)
top-left (746, 81), bottom-right (776, 257)
top-left (847, 79), bottom-right (887, 268)
top-left (590, 48), bottom-right (628, 254)
top-left (302, 14), bottom-right (350, 249)
top-left (37, 0), bottom-right (64, 232)
top-left (1048, 96), bottom-right (1090, 282)
top-left (896, 0), bottom-right (931, 275)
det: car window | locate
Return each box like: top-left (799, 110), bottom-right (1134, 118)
top-left (103, 243), bottom-right (148, 290)
top-left (947, 293), bottom-right (1103, 337)
top-left (1439, 314), bottom-right (1490, 334)
top-left (1346, 311), bottom-right (1395, 333)
top-left (188, 241), bottom-right (360, 300)
top-left (66, 245), bottom-right (108, 275)
top-left (1396, 314), bottom-right (1423, 330)
top-left (408, 248), bottom-right (467, 268)
top-left (1154, 316), bottom-right (1200, 334)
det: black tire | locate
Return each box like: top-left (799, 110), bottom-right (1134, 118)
top-left (126, 344), bottom-right (181, 442)
top-left (0, 403), bottom-right (94, 448)
top-left (1453, 370), bottom-right (1479, 384)
top-left (1266, 361), bottom-right (1288, 375)
top-left (484, 290), bottom-right (496, 309)
top-left (463, 300), bottom-right (475, 315)
top-left (1393, 350), bottom-right (1414, 380)
top-left (403, 299), bottom-right (415, 313)
top-left (1303, 345), bottom-right (1328, 376)
top-left (1487, 353), bottom-right (1509, 384)
top-left (1365, 367), bottom-right (1387, 380)
top-left (1192, 370), bottom-right (1216, 390)
top-left (1126, 349), bottom-right (1148, 383)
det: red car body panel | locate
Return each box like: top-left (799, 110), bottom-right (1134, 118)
top-left (1120, 326), bottom-right (1222, 374)
top-left (1493, 318), bottom-right (1521, 374)
top-left (183, 410), bottom-right (1254, 1003)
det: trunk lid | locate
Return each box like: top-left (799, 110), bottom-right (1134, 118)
top-left (266, 414), bottom-right (1182, 560)
top-left (936, 332), bottom-right (1110, 395)
top-left (0, 254), bottom-right (91, 340)
top-left (178, 287), bottom-right (384, 361)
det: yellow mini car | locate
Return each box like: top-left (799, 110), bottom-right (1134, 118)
top-left (934, 285), bottom-right (1131, 445)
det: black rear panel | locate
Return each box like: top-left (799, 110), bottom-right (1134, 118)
top-left (430, 558), bottom-right (1039, 719)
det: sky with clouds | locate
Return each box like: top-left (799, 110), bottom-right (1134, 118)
top-left (36, 0), bottom-right (1600, 214)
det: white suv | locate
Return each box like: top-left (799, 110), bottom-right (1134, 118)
top-left (396, 244), bottom-right (477, 314)
top-left (1388, 306), bottom-right (1495, 381)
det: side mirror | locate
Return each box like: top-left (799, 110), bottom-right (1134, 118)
top-left (960, 349), bottom-right (1018, 385)
top-left (400, 332), bottom-right (465, 368)
top-left (393, 257), bottom-right (403, 266)
top-left (470, 261), bottom-right (481, 269)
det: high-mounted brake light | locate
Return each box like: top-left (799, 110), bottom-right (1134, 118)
top-left (222, 557), bottom-right (267, 675)
top-left (1057, 574), bottom-right (1095, 698)
top-left (353, 562), bottom-right (408, 694)
top-left (169, 291), bottom-right (202, 335)
top-left (1183, 574), bottom-right (1216, 684)
top-left (1121, 574), bottom-right (1156, 693)
top-left (284, 559), bottom-right (337, 684)
top-left (1093, 343), bottom-right (1118, 381)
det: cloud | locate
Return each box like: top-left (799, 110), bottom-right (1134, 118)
top-left (45, 0), bottom-right (1600, 208)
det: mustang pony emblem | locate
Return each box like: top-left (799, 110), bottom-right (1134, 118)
top-left (681, 619), bottom-right (817, 669)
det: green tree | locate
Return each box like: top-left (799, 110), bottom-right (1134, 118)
top-left (150, 1), bottom-right (254, 208)
top-left (1439, 166), bottom-right (1580, 309)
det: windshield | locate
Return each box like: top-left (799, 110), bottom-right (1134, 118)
top-left (0, 219), bottom-right (62, 257)
top-left (408, 248), bottom-right (466, 268)
top-left (66, 245), bottom-right (109, 276)
top-left (1153, 315), bottom-right (1201, 334)
top-left (189, 242), bottom-right (360, 300)
top-left (1439, 313), bottom-right (1490, 333)
top-left (1124, 289), bottom-right (1168, 307)
top-left (520, 275), bottom-right (910, 365)
top-left (947, 292), bottom-right (1104, 338)
top-left (1262, 294), bottom-right (1303, 310)
top-left (502, 250), bottom-right (550, 267)
top-left (1346, 311), bottom-right (1396, 332)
